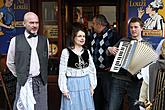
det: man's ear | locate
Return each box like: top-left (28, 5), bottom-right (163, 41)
top-left (23, 21), bottom-right (25, 27)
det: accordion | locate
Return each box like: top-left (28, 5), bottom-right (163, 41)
top-left (110, 40), bottom-right (158, 75)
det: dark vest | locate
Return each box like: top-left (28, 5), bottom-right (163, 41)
top-left (67, 48), bottom-right (89, 69)
top-left (15, 34), bottom-right (48, 86)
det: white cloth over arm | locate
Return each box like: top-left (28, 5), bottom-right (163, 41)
top-left (141, 65), bottom-right (150, 85)
top-left (6, 37), bottom-right (17, 77)
top-left (138, 63), bottom-right (154, 102)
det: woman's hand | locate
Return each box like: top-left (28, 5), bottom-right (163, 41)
top-left (90, 85), bottom-right (94, 96)
top-left (63, 92), bottom-right (70, 99)
top-left (138, 7), bottom-right (144, 18)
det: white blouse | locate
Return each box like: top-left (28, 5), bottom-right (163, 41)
top-left (58, 48), bottom-right (97, 93)
top-left (144, 13), bottom-right (164, 31)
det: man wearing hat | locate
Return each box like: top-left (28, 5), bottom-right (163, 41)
top-left (138, 40), bottom-right (165, 110)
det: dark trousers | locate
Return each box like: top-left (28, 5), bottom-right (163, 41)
top-left (94, 71), bottom-right (112, 110)
top-left (32, 76), bottom-right (47, 110)
top-left (109, 77), bottom-right (142, 110)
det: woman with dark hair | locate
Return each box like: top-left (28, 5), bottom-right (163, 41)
top-left (58, 23), bottom-right (97, 110)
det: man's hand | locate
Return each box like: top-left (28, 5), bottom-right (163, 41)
top-left (144, 101), bottom-right (152, 110)
top-left (107, 47), bottom-right (119, 55)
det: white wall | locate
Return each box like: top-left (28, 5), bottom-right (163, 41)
top-left (99, 6), bottom-right (116, 25)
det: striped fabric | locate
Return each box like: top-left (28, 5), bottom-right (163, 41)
top-left (152, 69), bottom-right (165, 110)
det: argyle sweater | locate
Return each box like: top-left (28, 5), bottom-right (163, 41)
top-left (90, 27), bottom-right (119, 69)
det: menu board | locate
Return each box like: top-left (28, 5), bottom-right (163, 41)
top-left (0, 69), bottom-right (16, 109)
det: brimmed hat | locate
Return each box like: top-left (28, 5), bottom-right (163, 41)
top-left (150, 0), bottom-right (164, 9)
top-left (162, 40), bottom-right (165, 49)
top-left (160, 40), bottom-right (165, 58)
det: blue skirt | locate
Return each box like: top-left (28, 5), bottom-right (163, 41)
top-left (60, 75), bottom-right (95, 110)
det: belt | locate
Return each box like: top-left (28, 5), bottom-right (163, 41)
top-left (32, 74), bottom-right (42, 81)
top-left (96, 67), bottom-right (110, 72)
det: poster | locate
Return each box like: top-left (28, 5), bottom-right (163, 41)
top-left (128, 0), bottom-right (165, 49)
top-left (43, 25), bottom-right (58, 38)
top-left (0, 0), bottom-right (30, 55)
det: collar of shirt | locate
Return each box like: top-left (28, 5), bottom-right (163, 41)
top-left (151, 13), bottom-right (158, 20)
top-left (24, 31), bottom-right (38, 49)
top-left (97, 26), bottom-right (109, 36)
top-left (137, 37), bottom-right (143, 41)
top-left (129, 37), bottom-right (143, 41)
top-left (24, 31), bottom-right (38, 39)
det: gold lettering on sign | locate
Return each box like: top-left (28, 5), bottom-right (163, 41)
top-left (143, 30), bottom-right (163, 36)
top-left (14, 4), bottom-right (30, 10)
top-left (129, 0), bottom-right (146, 7)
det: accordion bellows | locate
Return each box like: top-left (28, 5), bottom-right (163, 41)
top-left (110, 40), bottom-right (159, 75)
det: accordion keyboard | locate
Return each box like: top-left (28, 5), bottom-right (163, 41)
top-left (110, 41), bottom-right (130, 72)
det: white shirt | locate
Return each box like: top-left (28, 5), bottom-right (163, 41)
top-left (58, 48), bottom-right (97, 93)
top-left (136, 38), bottom-right (144, 79)
top-left (6, 31), bottom-right (49, 77)
top-left (156, 39), bottom-right (165, 55)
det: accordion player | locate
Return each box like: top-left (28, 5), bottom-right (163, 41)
top-left (110, 40), bottom-right (158, 75)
